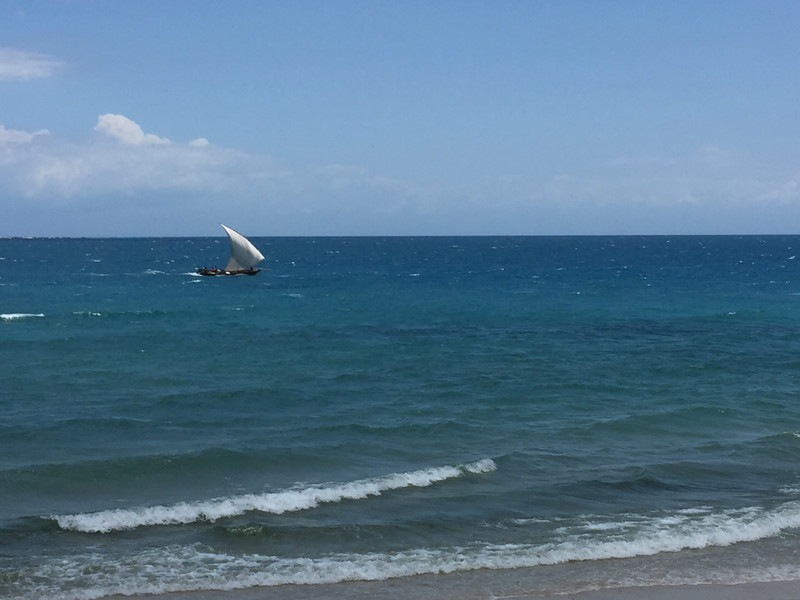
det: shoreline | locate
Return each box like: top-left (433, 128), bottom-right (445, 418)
top-left (560, 581), bottom-right (800, 599)
top-left (98, 544), bottom-right (800, 600)
top-left (113, 580), bottom-right (800, 600)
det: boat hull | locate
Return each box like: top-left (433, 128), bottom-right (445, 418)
top-left (197, 268), bottom-right (261, 276)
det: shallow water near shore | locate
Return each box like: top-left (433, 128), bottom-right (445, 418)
top-left (2, 235), bottom-right (800, 599)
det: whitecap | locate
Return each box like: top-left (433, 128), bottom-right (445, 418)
top-left (1, 312), bottom-right (44, 321)
top-left (53, 459), bottom-right (496, 533)
top-left (30, 499), bottom-right (800, 599)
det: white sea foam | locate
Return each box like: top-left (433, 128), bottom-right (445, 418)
top-left (1, 312), bottom-right (44, 321)
top-left (53, 459), bottom-right (496, 533)
top-left (21, 500), bottom-right (800, 600)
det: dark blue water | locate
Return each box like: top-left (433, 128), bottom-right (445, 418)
top-left (2, 236), bottom-right (800, 599)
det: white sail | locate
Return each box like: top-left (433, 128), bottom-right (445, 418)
top-left (221, 224), bottom-right (265, 271)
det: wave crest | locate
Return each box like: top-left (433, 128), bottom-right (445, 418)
top-left (53, 459), bottom-right (496, 533)
top-left (24, 500), bottom-right (800, 600)
top-left (1, 312), bottom-right (44, 321)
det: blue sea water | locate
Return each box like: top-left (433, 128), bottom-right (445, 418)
top-left (1, 235), bottom-right (800, 599)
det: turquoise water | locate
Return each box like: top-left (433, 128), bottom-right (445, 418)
top-left (2, 236), bottom-right (800, 599)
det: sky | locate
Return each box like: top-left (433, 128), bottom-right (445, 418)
top-left (2, 0), bottom-right (800, 237)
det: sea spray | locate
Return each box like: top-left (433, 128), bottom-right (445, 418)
top-left (23, 500), bottom-right (800, 600)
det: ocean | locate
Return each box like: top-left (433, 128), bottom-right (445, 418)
top-left (1, 235), bottom-right (800, 599)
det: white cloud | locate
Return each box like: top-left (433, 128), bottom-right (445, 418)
top-left (3, 115), bottom-right (797, 235)
top-left (94, 114), bottom-right (171, 145)
top-left (0, 124), bottom-right (49, 145)
top-left (0, 47), bottom-right (64, 81)
top-left (0, 115), bottom-right (419, 206)
top-left (0, 115), bottom-right (296, 201)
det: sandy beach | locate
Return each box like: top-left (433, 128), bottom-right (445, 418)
top-left (125, 580), bottom-right (800, 600)
top-left (566, 581), bottom-right (800, 599)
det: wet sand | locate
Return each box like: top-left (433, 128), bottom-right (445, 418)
top-left (118, 579), bottom-right (800, 600)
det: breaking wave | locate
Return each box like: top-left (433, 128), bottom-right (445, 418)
top-left (53, 459), bottom-right (496, 533)
top-left (22, 500), bottom-right (800, 600)
top-left (1, 313), bottom-right (44, 321)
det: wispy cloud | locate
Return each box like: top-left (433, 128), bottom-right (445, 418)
top-left (0, 115), bottom-right (401, 203)
top-left (2, 114), bottom-right (798, 235)
top-left (0, 124), bottom-right (49, 145)
top-left (759, 176), bottom-right (800, 204)
top-left (0, 47), bottom-right (65, 81)
top-left (1, 115), bottom-right (262, 198)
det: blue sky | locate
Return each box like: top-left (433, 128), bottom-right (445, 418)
top-left (2, 1), bottom-right (799, 236)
